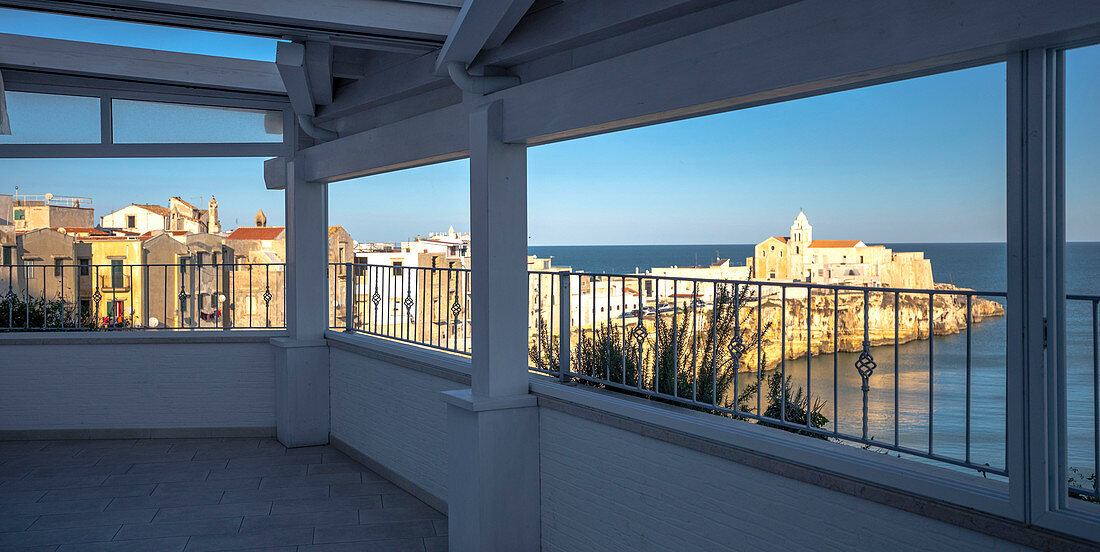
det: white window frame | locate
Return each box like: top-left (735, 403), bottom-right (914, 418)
top-left (1008, 44), bottom-right (1100, 538)
top-left (0, 72), bottom-right (293, 159)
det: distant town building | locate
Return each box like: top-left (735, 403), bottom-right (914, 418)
top-left (345, 228), bottom-right (471, 341)
top-left (748, 211), bottom-right (933, 288)
top-left (101, 195), bottom-right (221, 235)
top-left (646, 258), bottom-right (753, 305)
top-left (354, 242), bottom-right (399, 254)
top-left (404, 226), bottom-right (471, 260)
top-left (10, 194), bottom-right (94, 231)
top-left (0, 194), bottom-right (13, 226)
top-left (227, 226), bottom-right (287, 328)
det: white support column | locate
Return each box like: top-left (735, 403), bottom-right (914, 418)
top-left (443, 100), bottom-right (540, 551)
top-left (272, 157), bottom-right (331, 448)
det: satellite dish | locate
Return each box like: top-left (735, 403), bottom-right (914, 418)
top-left (148, 317), bottom-right (159, 328)
top-left (44, 192), bottom-right (53, 200)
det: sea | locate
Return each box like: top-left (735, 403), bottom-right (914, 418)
top-left (529, 242), bottom-right (1100, 477)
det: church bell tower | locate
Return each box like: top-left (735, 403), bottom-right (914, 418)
top-left (208, 196), bottom-right (221, 233)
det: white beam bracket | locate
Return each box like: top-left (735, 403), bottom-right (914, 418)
top-left (276, 42), bottom-right (338, 142)
top-left (446, 61), bottom-right (519, 95)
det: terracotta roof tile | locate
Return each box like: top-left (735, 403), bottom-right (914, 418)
top-left (809, 240), bottom-right (863, 248)
top-left (139, 230), bottom-right (189, 237)
top-left (227, 226), bottom-right (286, 240)
top-left (51, 227), bottom-right (108, 235)
top-left (135, 204), bottom-right (171, 216)
top-left (171, 196), bottom-right (199, 211)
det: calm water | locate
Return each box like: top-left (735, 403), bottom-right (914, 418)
top-left (530, 242), bottom-right (1100, 476)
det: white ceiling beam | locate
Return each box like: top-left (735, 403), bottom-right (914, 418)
top-left (322, 1), bottom-right (765, 120)
top-left (299, 102), bottom-right (467, 183)
top-left (0, 0), bottom-right (460, 41)
top-left (0, 33), bottom-right (285, 94)
top-left (275, 42), bottom-right (315, 115)
top-left (305, 41), bottom-right (333, 106)
top-left (477, 0), bottom-right (789, 69)
top-left (435, 0), bottom-right (536, 73)
top-left (301, 0), bottom-right (1100, 184)
top-left (319, 52), bottom-right (449, 121)
top-left (496, 0), bottom-right (1100, 146)
top-left (0, 70), bottom-right (10, 135)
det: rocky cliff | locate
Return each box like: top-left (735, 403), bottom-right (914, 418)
top-left (738, 283), bottom-right (1004, 371)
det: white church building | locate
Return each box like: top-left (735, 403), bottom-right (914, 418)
top-left (749, 211), bottom-right (933, 288)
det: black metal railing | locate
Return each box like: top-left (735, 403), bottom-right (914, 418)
top-left (332, 263), bottom-right (1098, 497)
top-left (529, 272), bottom-right (1011, 479)
top-left (332, 262), bottom-right (470, 353)
top-left (1068, 293), bottom-right (1100, 502)
top-left (1, 262), bottom-right (285, 330)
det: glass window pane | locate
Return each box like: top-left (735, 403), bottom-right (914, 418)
top-left (111, 99), bottom-right (283, 143)
top-left (1065, 42), bottom-right (1100, 504)
top-left (0, 91), bottom-right (100, 144)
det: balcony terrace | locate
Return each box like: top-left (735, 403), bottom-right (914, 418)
top-left (0, 437), bottom-right (446, 551)
top-left (2, 1), bottom-right (1100, 551)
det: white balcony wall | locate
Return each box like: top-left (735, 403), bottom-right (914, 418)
top-left (0, 333), bottom-right (278, 437)
top-left (537, 406), bottom-right (1029, 552)
top-left (327, 333), bottom-right (469, 512)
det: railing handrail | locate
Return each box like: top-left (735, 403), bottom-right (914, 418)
top-left (1, 262), bottom-right (287, 268)
top-left (529, 269), bottom-right (1009, 297)
top-left (336, 261), bottom-right (1009, 297)
top-left (335, 261), bottom-right (467, 273)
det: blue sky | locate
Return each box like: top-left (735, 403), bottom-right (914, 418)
top-left (0, 8), bottom-right (1097, 245)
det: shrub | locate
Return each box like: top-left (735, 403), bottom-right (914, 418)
top-left (531, 273), bottom-right (829, 435)
top-left (0, 294), bottom-right (97, 330)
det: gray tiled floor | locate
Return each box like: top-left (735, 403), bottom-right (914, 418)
top-left (0, 438), bottom-right (447, 551)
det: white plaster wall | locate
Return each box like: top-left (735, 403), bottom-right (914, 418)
top-left (101, 205), bottom-right (165, 233)
top-left (539, 407), bottom-right (1031, 552)
top-left (329, 346), bottom-right (467, 504)
top-left (0, 339), bottom-right (275, 431)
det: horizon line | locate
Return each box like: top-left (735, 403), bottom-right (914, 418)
top-left (527, 240), bottom-right (1100, 247)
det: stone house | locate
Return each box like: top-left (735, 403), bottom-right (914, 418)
top-left (101, 196), bottom-right (221, 234)
top-left (12, 228), bottom-right (87, 307)
top-left (11, 194), bottom-right (94, 232)
top-left (226, 225), bottom-right (287, 328)
top-left (329, 225), bottom-right (354, 328)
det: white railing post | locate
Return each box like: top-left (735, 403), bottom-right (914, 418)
top-left (344, 262), bottom-right (355, 331)
top-left (559, 272), bottom-right (572, 382)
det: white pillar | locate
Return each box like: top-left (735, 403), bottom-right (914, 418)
top-left (273, 158), bottom-right (331, 448)
top-left (443, 100), bottom-right (540, 551)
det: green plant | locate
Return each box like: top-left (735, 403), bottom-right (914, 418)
top-left (737, 370), bottom-right (829, 438)
top-left (1069, 467), bottom-right (1099, 503)
top-left (0, 293), bottom-right (97, 330)
top-left (530, 272), bottom-right (829, 435)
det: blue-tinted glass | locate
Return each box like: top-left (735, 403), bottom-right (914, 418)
top-left (112, 99), bottom-right (282, 143)
top-left (0, 91), bottom-right (100, 144)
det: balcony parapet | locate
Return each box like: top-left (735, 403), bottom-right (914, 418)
top-left (326, 329), bottom-right (470, 385)
top-left (0, 329), bottom-right (286, 346)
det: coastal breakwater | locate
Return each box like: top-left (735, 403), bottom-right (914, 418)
top-left (736, 283), bottom-right (1005, 372)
